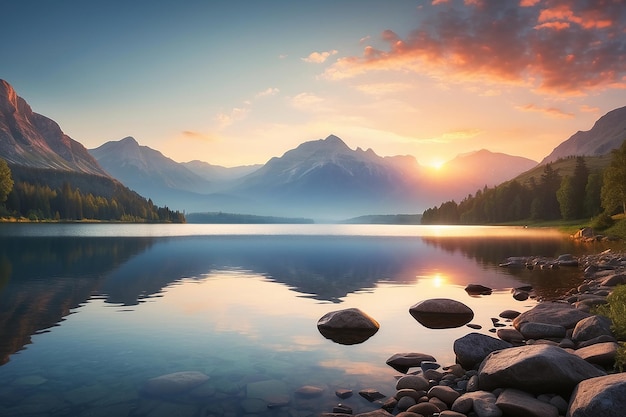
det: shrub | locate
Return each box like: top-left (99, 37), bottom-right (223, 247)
top-left (595, 284), bottom-right (626, 371)
top-left (591, 212), bottom-right (615, 230)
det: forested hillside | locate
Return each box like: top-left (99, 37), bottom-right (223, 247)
top-left (0, 164), bottom-right (185, 222)
top-left (422, 140), bottom-right (626, 227)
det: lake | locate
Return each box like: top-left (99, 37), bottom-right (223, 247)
top-left (0, 224), bottom-right (614, 416)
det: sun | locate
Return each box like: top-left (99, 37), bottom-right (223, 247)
top-left (427, 159), bottom-right (446, 170)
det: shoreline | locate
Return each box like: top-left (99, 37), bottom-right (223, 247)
top-left (320, 249), bottom-right (626, 417)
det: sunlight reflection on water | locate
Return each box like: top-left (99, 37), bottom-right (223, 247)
top-left (0, 223), bottom-right (610, 416)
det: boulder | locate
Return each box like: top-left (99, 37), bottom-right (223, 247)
top-left (574, 342), bottom-right (618, 366)
top-left (428, 385), bottom-right (459, 406)
top-left (478, 344), bottom-right (606, 395)
top-left (513, 302), bottom-right (591, 330)
top-left (317, 308), bottom-right (379, 345)
top-left (496, 328), bottom-right (525, 344)
top-left (141, 371), bottom-right (210, 396)
top-left (519, 322), bottom-right (566, 339)
top-left (406, 401), bottom-right (441, 416)
top-left (557, 254), bottom-right (579, 267)
top-left (512, 289), bottom-right (529, 301)
top-left (451, 391), bottom-right (497, 414)
top-left (465, 284), bottom-right (492, 295)
top-left (600, 273), bottom-right (626, 286)
top-left (395, 374), bottom-right (430, 391)
top-left (453, 332), bottom-right (511, 370)
top-left (409, 298), bottom-right (474, 329)
top-left (499, 309), bottom-right (521, 319)
top-left (359, 388), bottom-right (386, 402)
top-left (496, 389), bottom-right (558, 417)
top-left (573, 227), bottom-right (594, 239)
top-left (386, 352), bottom-right (437, 373)
top-left (567, 373), bottom-right (626, 417)
top-left (572, 315), bottom-right (613, 342)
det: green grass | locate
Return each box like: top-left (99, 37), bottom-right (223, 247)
top-left (605, 216), bottom-right (626, 239)
top-left (594, 284), bottom-right (626, 371)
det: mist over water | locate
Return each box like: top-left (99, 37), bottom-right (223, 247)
top-left (0, 224), bottom-right (612, 416)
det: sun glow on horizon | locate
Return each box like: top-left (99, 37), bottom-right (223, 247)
top-left (425, 159), bottom-right (446, 170)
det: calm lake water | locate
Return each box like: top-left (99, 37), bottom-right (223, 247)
top-left (0, 224), bottom-right (617, 416)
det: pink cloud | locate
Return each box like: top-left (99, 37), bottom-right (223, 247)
top-left (516, 103), bottom-right (575, 118)
top-left (323, 0), bottom-right (626, 95)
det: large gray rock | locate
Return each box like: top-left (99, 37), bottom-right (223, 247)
top-left (519, 322), bottom-right (566, 339)
top-left (573, 342), bottom-right (618, 366)
top-left (141, 371), bottom-right (210, 396)
top-left (317, 308), bottom-right (379, 345)
top-left (478, 344), bottom-right (606, 395)
top-left (572, 315), bottom-right (613, 342)
top-left (453, 332), bottom-right (511, 370)
top-left (513, 302), bottom-right (591, 330)
top-left (409, 298), bottom-right (474, 329)
top-left (496, 389), bottom-right (558, 417)
top-left (567, 373), bottom-right (626, 417)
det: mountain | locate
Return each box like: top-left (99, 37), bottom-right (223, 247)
top-left (541, 106), bottom-right (626, 164)
top-left (181, 160), bottom-right (261, 182)
top-left (0, 80), bottom-right (107, 176)
top-left (90, 136), bottom-right (213, 195)
top-left (88, 134), bottom-right (539, 219)
top-left (440, 149), bottom-right (537, 192)
top-left (89, 137), bottom-right (263, 211)
top-left (0, 79), bottom-right (183, 222)
top-left (226, 135), bottom-right (428, 218)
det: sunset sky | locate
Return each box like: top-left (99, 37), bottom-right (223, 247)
top-left (2, 0), bottom-right (624, 168)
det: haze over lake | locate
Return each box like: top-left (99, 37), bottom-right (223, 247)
top-left (0, 224), bottom-right (614, 416)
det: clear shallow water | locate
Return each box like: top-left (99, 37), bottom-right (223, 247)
top-left (0, 224), bottom-right (615, 416)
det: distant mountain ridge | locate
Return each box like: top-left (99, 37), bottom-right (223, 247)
top-left (88, 134), bottom-right (541, 218)
top-left (0, 80), bottom-right (107, 176)
top-left (541, 106), bottom-right (626, 164)
top-left (90, 136), bottom-right (212, 194)
top-left (441, 149), bottom-right (537, 190)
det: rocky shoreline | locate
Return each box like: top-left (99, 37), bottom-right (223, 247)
top-left (317, 249), bottom-right (626, 417)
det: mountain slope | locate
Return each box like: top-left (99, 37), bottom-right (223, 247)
top-left (0, 80), bottom-right (108, 176)
top-left (181, 160), bottom-right (261, 182)
top-left (441, 149), bottom-right (537, 189)
top-left (226, 135), bottom-right (427, 218)
top-left (541, 106), bottom-right (626, 164)
top-left (90, 136), bottom-right (212, 194)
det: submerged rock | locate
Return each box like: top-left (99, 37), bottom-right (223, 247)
top-left (409, 298), bottom-right (474, 329)
top-left (141, 371), bottom-right (210, 396)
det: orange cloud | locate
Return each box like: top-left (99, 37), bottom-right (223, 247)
top-left (180, 130), bottom-right (217, 142)
top-left (516, 103), bottom-right (575, 118)
top-left (323, 0), bottom-right (626, 96)
top-left (302, 50), bottom-right (338, 64)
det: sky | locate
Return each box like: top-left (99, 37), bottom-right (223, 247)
top-left (2, 0), bottom-right (625, 168)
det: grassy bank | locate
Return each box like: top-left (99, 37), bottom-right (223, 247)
top-left (501, 216), bottom-right (626, 240)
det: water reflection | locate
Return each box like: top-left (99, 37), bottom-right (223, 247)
top-left (0, 230), bottom-right (591, 366)
top-left (0, 225), bottom-right (601, 416)
top-left (0, 236), bottom-right (154, 365)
